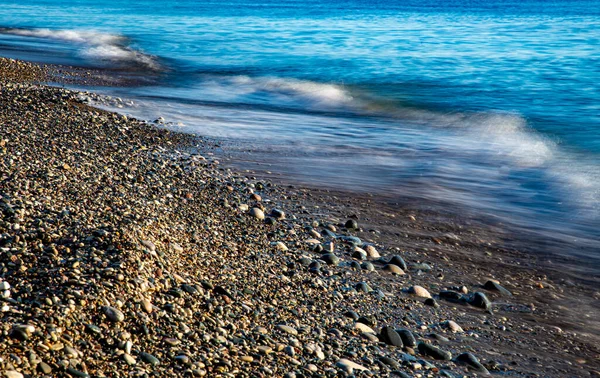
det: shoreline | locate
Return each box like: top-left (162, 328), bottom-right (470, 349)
top-left (1, 57), bottom-right (599, 377)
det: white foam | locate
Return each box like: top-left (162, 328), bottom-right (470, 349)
top-left (1, 28), bottom-right (159, 70)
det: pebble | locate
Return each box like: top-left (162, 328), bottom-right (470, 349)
top-left (102, 306), bottom-right (125, 323)
top-left (484, 280), bottom-right (512, 296)
top-left (418, 342), bottom-right (452, 360)
top-left (321, 253), bottom-right (339, 265)
top-left (354, 322), bottom-right (376, 334)
top-left (276, 324), bottom-right (298, 336)
top-left (389, 255), bottom-right (408, 270)
top-left (469, 292), bottom-right (492, 312)
top-left (380, 326), bottom-right (403, 347)
top-left (140, 352), bottom-right (160, 366)
top-left (443, 320), bottom-right (464, 333)
top-left (249, 207), bottom-right (265, 220)
top-left (397, 329), bottom-right (417, 347)
top-left (409, 285), bottom-right (432, 298)
top-left (335, 359), bottom-right (368, 374)
top-left (383, 264), bottom-right (405, 275)
top-left (345, 219), bottom-right (358, 229)
top-left (456, 352), bottom-right (490, 374)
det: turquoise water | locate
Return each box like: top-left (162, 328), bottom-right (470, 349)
top-left (1, 0), bottom-right (599, 263)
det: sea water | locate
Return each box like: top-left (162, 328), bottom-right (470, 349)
top-left (0, 0), bottom-right (599, 267)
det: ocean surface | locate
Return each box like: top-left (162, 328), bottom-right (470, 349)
top-left (1, 0), bottom-right (599, 266)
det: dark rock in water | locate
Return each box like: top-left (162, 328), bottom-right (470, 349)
top-left (355, 282), bottom-right (373, 293)
top-left (484, 280), bottom-right (512, 296)
top-left (424, 298), bottom-right (439, 307)
top-left (456, 352), bottom-right (490, 374)
top-left (439, 290), bottom-right (464, 303)
top-left (380, 326), bottom-right (403, 347)
top-left (378, 356), bottom-right (401, 370)
top-left (321, 253), bottom-right (339, 265)
top-left (345, 219), bottom-right (358, 229)
top-left (389, 255), bottom-right (408, 270)
top-left (418, 342), bottom-right (452, 360)
top-left (344, 310), bottom-right (360, 320)
top-left (469, 292), bottom-right (492, 312)
top-left (140, 352), bottom-right (160, 366)
top-left (396, 329), bottom-right (417, 347)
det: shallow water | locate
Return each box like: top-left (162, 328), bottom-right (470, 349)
top-left (0, 0), bottom-right (599, 264)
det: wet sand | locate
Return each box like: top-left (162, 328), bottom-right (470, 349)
top-left (1, 57), bottom-right (599, 377)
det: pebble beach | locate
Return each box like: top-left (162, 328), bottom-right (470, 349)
top-left (1, 57), bottom-right (599, 377)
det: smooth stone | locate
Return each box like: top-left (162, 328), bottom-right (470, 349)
top-left (444, 320), bottom-right (464, 333)
top-left (321, 253), bottom-right (339, 266)
top-left (455, 352), bottom-right (490, 374)
top-left (140, 352), bottom-right (160, 366)
top-left (439, 290), bottom-right (464, 303)
top-left (361, 261), bottom-right (375, 271)
top-left (102, 306), bottom-right (124, 322)
top-left (380, 326), bottom-right (403, 347)
top-left (411, 263), bottom-right (432, 271)
top-left (344, 310), bottom-right (360, 320)
top-left (396, 329), bottom-right (417, 347)
top-left (335, 359), bottom-right (368, 374)
top-left (345, 219), bottom-right (358, 229)
top-left (364, 245), bottom-right (380, 258)
top-left (409, 285), bottom-right (431, 298)
top-left (378, 356), bottom-right (401, 370)
top-left (352, 248), bottom-right (367, 260)
top-left (123, 354), bottom-right (136, 365)
top-left (484, 280), bottom-right (512, 296)
top-left (469, 292), bottom-right (492, 312)
top-left (418, 342), bottom-right (452, 360)
top-left (141, 240), bottom-right (156, 252)
top-left (383, 264), bottom-right (405, 275)
top-left (275, 242), bottom-right (288, 251)
top-left (389, 256), bottom-right (408, 270)
top-left (339, 235), bottom-right (362, 245)
top-left (424, 298), bottom-right (439, 307)
top-left (427, 333), bottom-right (450, 342)
top-left (249, 207), bottom-right (265, 220)
top-left (4, 371), bottom-right (23, 378)
top-left (258, 345), bottom-right (272, 355)
top-left (66, 368), bottom-right (90, 378)
top-left (38, 362), bottom-right (53, 374)
top-left (354, 322), bottom-right (376, 334)
top-left (276, 324), bottom-right (298, 336)
top-left (141, 298), bottom-right (153, 313)
top-left (0, 281), bottom-right (10, 290)
top-left (321, 229), bottom-right (337, 238)
top-left (240, 356), bottom-right (254, 363)
top-left (270, 208), bottom-right (285, 219)
top-left (355, 282), bottom-right (373, 293)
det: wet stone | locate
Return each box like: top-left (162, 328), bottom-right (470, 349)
top-left (389, 255), bottom-right (408, 270)
top-left (397, 329), bottom-right (417, 347)
top-left (380, 326), bottom-right (403, 347)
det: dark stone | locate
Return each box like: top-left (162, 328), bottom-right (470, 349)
top-left (270, 208), bottom-right (285, 219)
top-left (379, 356), bottom-right (401, 370)
top-left (140, 352), bottom-right (160, 366)
top-left (424, 298), bottom-right (439, 307)
top-left (349, 261), bottom-right (361, 270)
top-left (66, 368), bottom-right (90, 378)
top-left (484, 281), bottom-right (512, 296)
top-left (355, 282), bottom-right (372, 293)
top-left (181, 284), bottom-right (199, 295)
top-left (439, 290), bottom-right (464, 303)
top-left (37, 361), bottom-right (53, 374)
top-left (357, 315), bottom-right (376, 327)
top-left (418, 342), bottom-right (452, 360)
top-left (469, 292), bottom-right (492, 312)
top-left (345, 219), bottom-right (358, 229)
top-left (352, 250), bottom-right (366, 260)
top-left (343, 310), bottom-right (360, 320)
top-left (321, 253), bottom-right (339, 265)
top-left (456, 352), bottom-right (490, 374)
top-left (380, 326), bottom-right (403, 347)
top-left (396, 329), bottom-right (417, 347)
top-left (321, 229), bottom-right (337, 238)
top-left (389, 255), bottom-right (408, 270)
top-left (427, 333), bottom-right (450, 342)
top-left (9, 328), bottom-right (28, 341)
top-left (214, 286), bottom-right (233, 299)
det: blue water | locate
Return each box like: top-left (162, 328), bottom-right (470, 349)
top-left (1, 0), bottom-right (599, 264)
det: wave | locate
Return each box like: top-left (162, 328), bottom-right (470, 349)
top-left (0, 27), bottom-right (160, 71)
